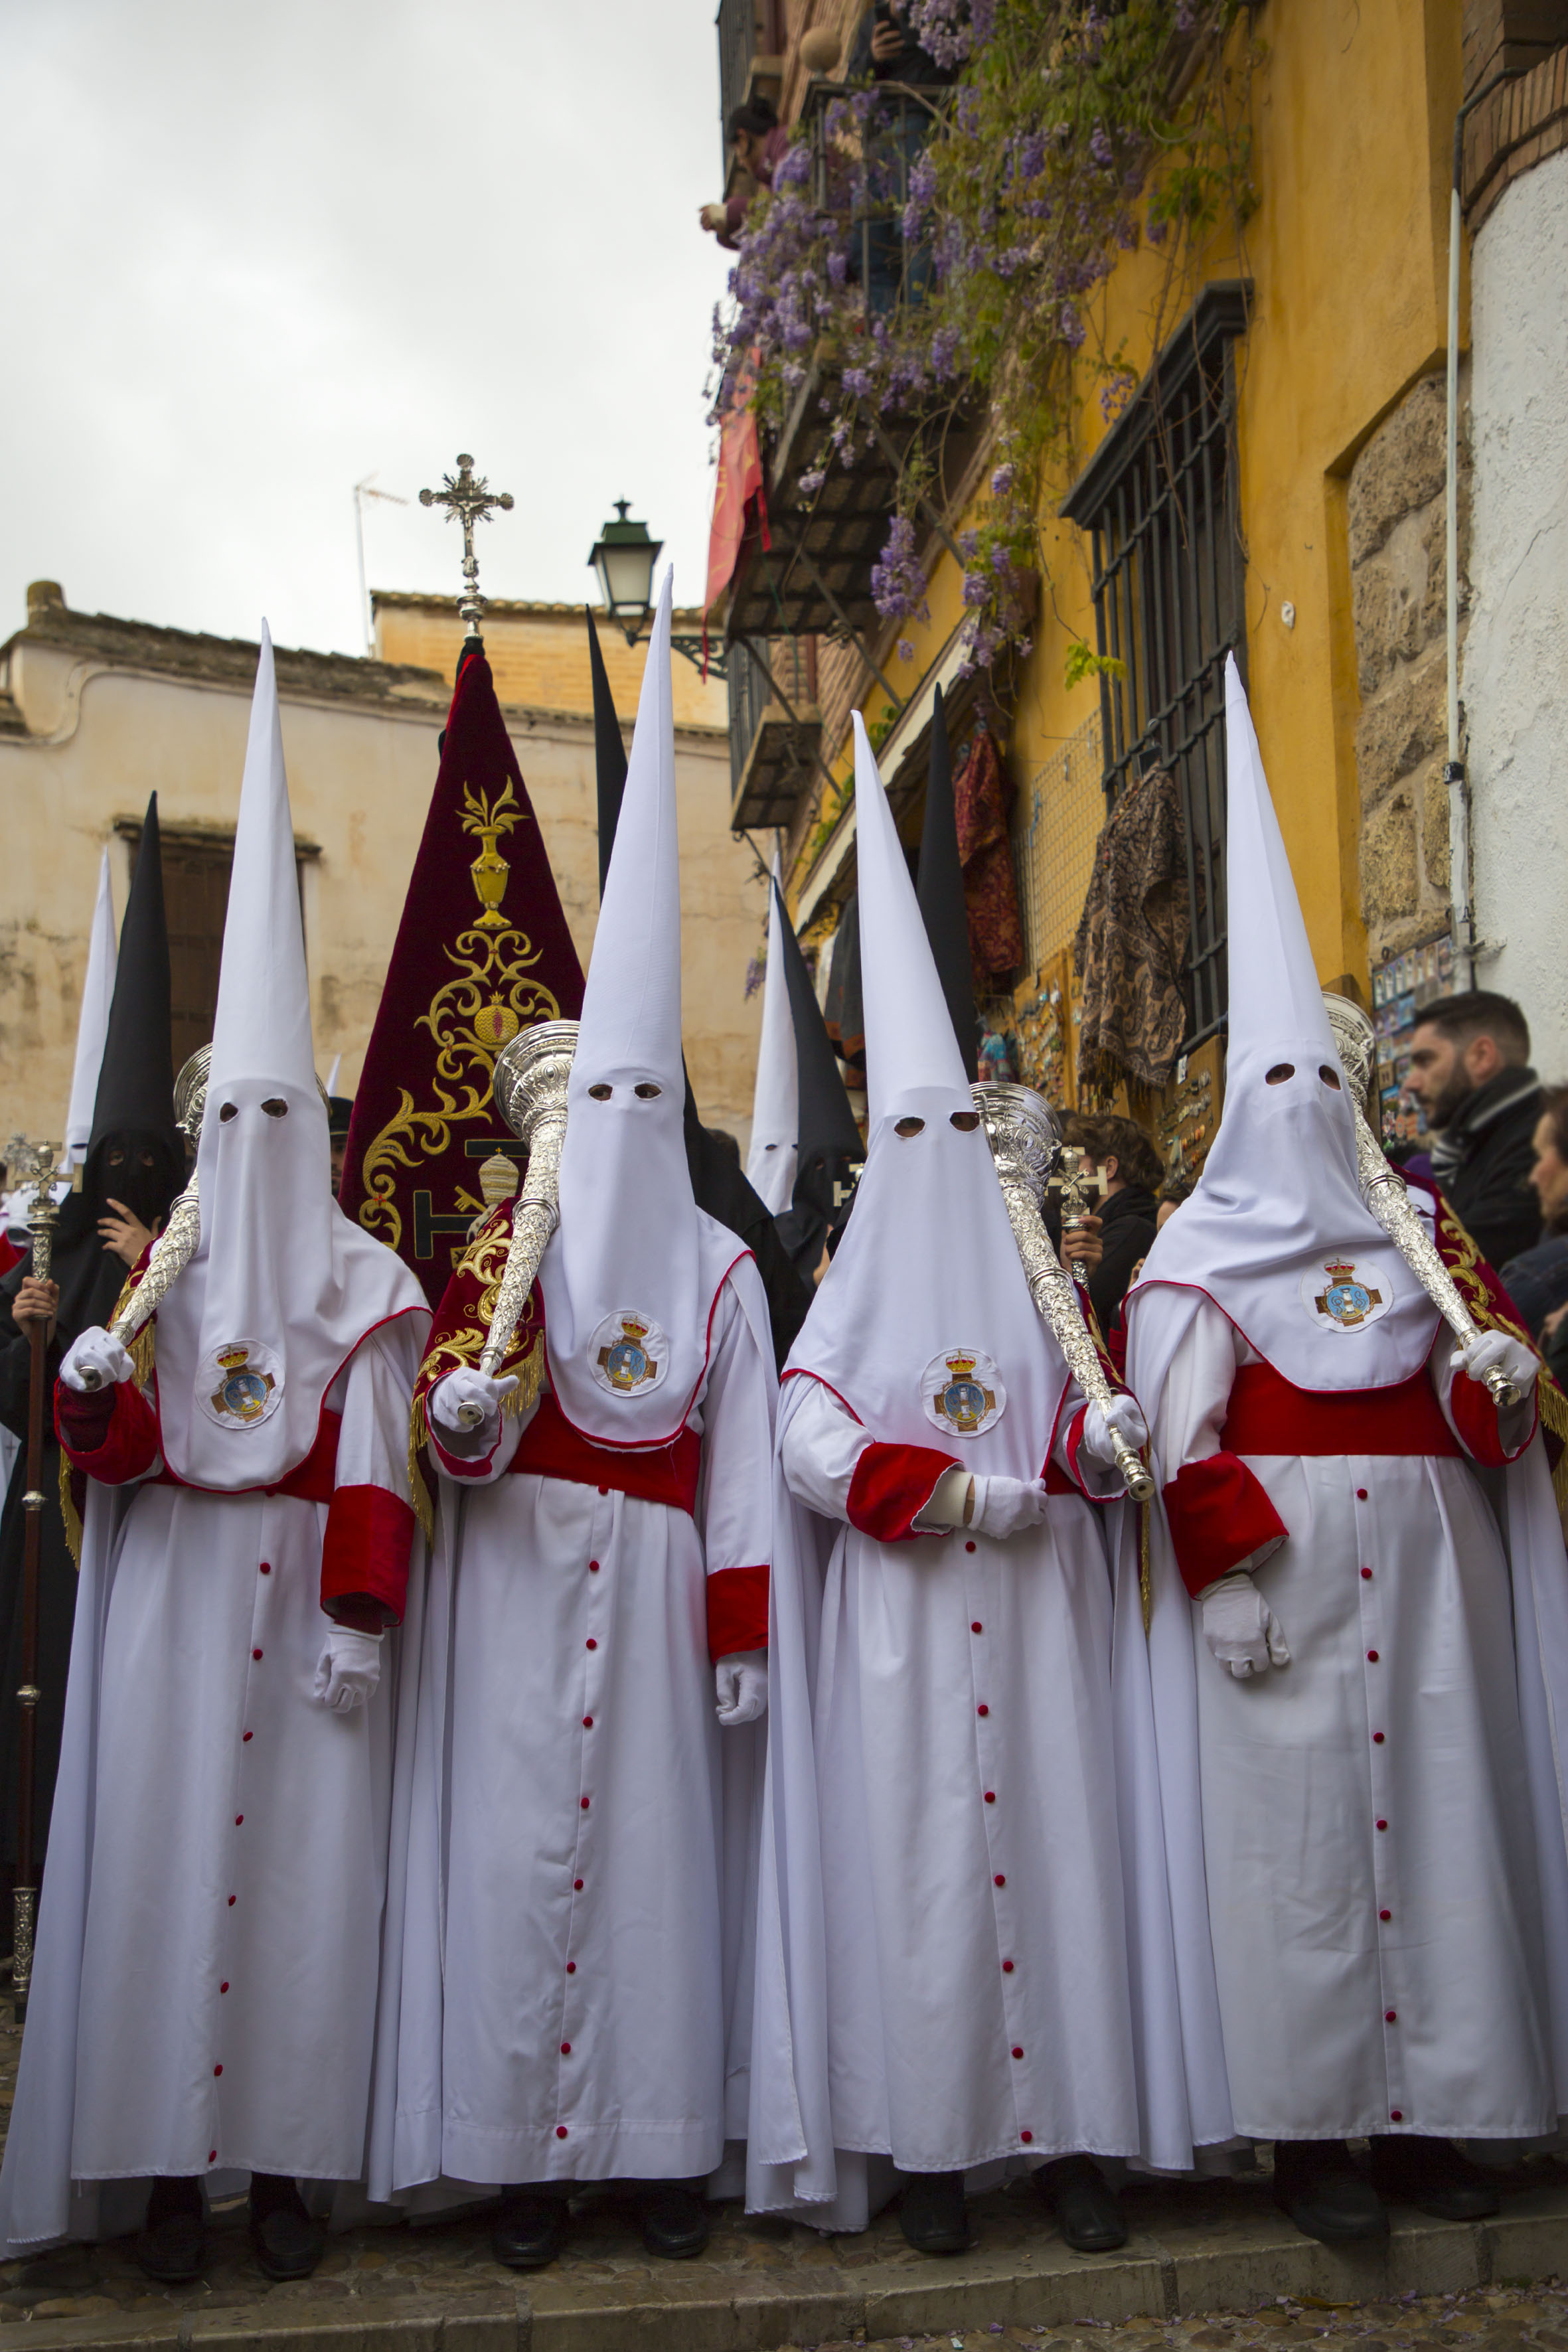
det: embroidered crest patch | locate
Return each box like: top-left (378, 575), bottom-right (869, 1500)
top-left (1301, 1255), bottom-right (1391, 1333)
top-left (589, 1310), bottom-right (668, 1397)
top-left (921, 1346), bottom-right (1006, 1439)
top-left (199, 1338), bottom-right (283, 1430)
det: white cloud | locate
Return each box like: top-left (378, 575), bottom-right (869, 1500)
top-left (0, 0), bottom-right (734, 655)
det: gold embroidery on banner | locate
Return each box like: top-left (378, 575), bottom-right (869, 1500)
top-left (406, 1208), bottom-right (546, 1534)
top-left (356, 777), bottom-right (562, 1256)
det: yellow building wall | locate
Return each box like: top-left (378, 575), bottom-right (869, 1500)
top-left (374, 598), bottom-right (728, 735)
top-left (795, 0), bottom-right (1462, 1014)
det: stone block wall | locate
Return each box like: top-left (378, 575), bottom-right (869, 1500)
top-left (1349, 374), bottom-right (1468, 965)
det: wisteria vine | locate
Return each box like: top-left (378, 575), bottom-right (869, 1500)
top-left (709, 0), bottom-right (1256, 675)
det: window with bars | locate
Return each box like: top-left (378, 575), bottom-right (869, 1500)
top-left (1060, 281), bottom-right (1250, 1049)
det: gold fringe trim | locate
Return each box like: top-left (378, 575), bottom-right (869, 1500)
top-left (406, 1336), bottom-right (546, 1547)
top-left (58, 1449), bottom-right (82, 1570)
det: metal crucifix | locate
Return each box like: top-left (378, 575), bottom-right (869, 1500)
top-left (419, 453), bottom-right (515, 637)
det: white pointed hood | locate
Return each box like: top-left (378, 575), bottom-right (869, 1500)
top-left (151, 627), bottom-right (426, 1488)
top-left (782, 714), bottom-right (1071, 1470)
top-left (540, 574), bottom-right (745, 1447)
top-left (745, 852), bottom-right (799, 1214)
top-left (1127, 655), bottom-right (1437, 1392)
top-left (64, 852), bottom-right (117, 1166)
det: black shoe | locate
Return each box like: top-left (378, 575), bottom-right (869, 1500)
top-left (135, 2179), bottom-right (206, 2284)
top-left (1034, 2154), bottom-right (1128, 2252)
top-left (1369, 2135), bottom-right (1502, 2221)
top-left (492, 2190), bottom-right (570, 2271)
top-left (899, 2169), bottom-right (970, 2256)
top-left (248, 2178), bottom-right (325, 2282)
top-left (1273, 2140), bottom-right (1388, 2243)
top-left (639, 2183), bottom-right (711, 2260)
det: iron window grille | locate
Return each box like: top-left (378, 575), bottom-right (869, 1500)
top-left (1060, 281), bottom-right (1251, 1050)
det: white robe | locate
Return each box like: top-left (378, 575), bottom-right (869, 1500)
top-left (747, 1376), bottom-right (1231, 2219)
top-left (0, 1320), bottom-right (424, 2253)
top-left (1144, 1300), bottom-right (1568, 2143)
top-left (368, 1264), bottom-right (774, 2200)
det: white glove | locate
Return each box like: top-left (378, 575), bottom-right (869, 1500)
top-left (1081, 1393), bottom-right (1149, 1467)
top-left (715, 1648), bottom-right (768, 1726)
top-left (971, 1474), bottom-right (1052, 1541)
top-left (312, 1626), bottom-right (384, 1714)
top-left (59, 1326), bottom-right (134, 1391)
top-left (1452, 1328), bottom-right (1539, 1397)
top-left (430, 1366), bottom-right (518, 1439)
top-left (1200, 1570), bottom-right (1291, 1680)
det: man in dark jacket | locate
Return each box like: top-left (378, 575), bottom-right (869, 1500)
top-left (1059, 1111), bottom-right (1164, 1336)
top-left (1407, 991), bottom-right (1544, 1273)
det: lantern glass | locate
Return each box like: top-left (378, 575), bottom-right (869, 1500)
top-left (588, 501), bottom-right (663, 640)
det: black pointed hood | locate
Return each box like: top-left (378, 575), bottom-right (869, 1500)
top-left (587, 607), bottom-right (628, 900)
top-left (86, 793), bottom-right (183, 1215)
top-left (775, 879), bottom-right (865, 1271)
top-left (915, 684), bottom-right (979, 1075)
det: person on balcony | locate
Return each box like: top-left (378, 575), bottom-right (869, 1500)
top-left (698, 98), bottom-right (789, 250)
top-left (846, 2), bottom-right (959, 313)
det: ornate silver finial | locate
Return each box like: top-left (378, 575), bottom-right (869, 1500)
top-left (419, 453), bottom-right (515, 637)
top-left (4, 1137), bottom-right (62, 1286)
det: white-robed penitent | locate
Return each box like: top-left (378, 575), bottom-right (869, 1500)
top-left (745, 852), bottom-right (799, 1215)
top-left (0, 632), bottom-right (430, 2255)
top-left (369, 577), bottom-right (775, 2201)
top-left (1125, 657), bottom-right (1568, 2145)
top-left (745, 716), bottom-right (1233, 2227)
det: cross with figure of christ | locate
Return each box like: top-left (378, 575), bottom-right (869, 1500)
top-left (419, 453), bottom-right (515, 636)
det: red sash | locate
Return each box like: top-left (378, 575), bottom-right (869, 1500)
top-left (510, 1393), bottom-right (701, 1516)
top-left (152, 1409), bottom-right (343, 1502)
top-left (1219, 1362), bottom-right (1460, 1458)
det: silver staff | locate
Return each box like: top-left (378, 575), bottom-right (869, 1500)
top-left (973, 1081), bottom-right (1154, 1501)
top-left (72, 1046), bottom-right (210, 1391)
top-left (456, 1020), bottom-right (578, 1427)
top-left (1324, 992), bottom-right (1520, 1411)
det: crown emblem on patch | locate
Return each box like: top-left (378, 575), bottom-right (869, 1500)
top-left (205, 1340), bottom-right (280, 1428)
top-left (1310, 1256), bottom-right (1383, 1330)
top-left (595, 1313), bottom-right (659, 1392)
top-left (921, 1345), bottom-right (1005, 1438)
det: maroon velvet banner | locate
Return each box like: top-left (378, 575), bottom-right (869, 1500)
top-left (341, 648), bottom-right (586, 1307)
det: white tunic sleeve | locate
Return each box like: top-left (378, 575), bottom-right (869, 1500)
top-left (778, 1377), bottom-right (872, 1522)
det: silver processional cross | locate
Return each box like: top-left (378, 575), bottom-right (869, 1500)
top-left (419, 453), bottom-right (514, 637)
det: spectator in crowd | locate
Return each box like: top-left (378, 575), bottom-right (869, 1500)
top-left (1501, 1087), bottom-right (1568, 1336)
top-left (698, 98), bottom-right (789, 250)
top-left (1061, 1111), bottom-right (1164, 1334)
top-left (1155, 1172), bottom-right (1195, 1229)
top-left (1405, 991), bottom-right (1544, 1272)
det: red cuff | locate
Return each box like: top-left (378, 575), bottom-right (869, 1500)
top-left (54, 1377), bottom-right (160, 1484)
top-left (1063, 1405), bottom-right (1113, 1503)
top-left (1162, 1452), bottom-right (1289, 1599)
top-left (1448, 1366), bottom-right (1539, 1466)
top-left (707, 1563), bottom-right (769, 1660)
top-left (321, 1484), bottom-right (416, 1627)
top-left (846, 1441), bottom-right (963, 1544)
top-left (428, 1421), bottom-right (502, 1481)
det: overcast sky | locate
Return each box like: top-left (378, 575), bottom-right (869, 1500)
top-left (1, 0), bottom-right (735, 657)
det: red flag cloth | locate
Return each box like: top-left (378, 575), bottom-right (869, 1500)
top-left (340, 649), bottom-right (585, 1309)
top-left (705, 376), bottom-right (768, 621)
top-left (952, 721), bottom-right (1024, 990)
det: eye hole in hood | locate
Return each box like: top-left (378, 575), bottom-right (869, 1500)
top-left (894, 1117), bottom-right (925, 1138)
top-left (1318, 1064), bottom-right (1342, 1091)
top-left (1265, 1064), bottom-right (1294, 1085)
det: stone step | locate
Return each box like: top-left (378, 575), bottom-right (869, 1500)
top-left (3, 2183), bottom-right (1567, 2352)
